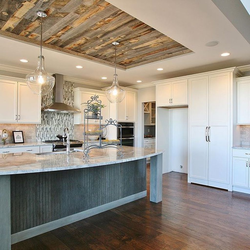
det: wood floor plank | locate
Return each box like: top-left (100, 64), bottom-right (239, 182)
top-left (12, 171), bottom-right (250, 250)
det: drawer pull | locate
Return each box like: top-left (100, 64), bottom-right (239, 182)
top-left (2, 151), bottom-right (10, 153)
top-left (26, 149), bottom-right (33, 152)
top-left (246, 162), bottom-right (249, 168)
top-left (245, 153), bottom-right (250, 155)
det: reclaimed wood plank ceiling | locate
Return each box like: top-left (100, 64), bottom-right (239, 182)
top-left (0, 0), bottom-right (192, 69)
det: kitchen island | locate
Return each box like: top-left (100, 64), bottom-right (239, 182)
top-left (0, 146), bottom-right (162, 249)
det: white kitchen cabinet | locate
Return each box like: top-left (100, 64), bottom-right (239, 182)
top-left (188, 69), bottom-right (235, 190)
top-left (117, 90), bottom-right (136, 122)
top-left (74, 88), bottom-right (110, 125)
top-left (232, 149), bottom-right (250, 193)
top-left (0, 78), bottom-right (41, 124)
top-left (156, 79), bottom-right (187, 107)
top-left (236, 77), bottom-right (250, 124)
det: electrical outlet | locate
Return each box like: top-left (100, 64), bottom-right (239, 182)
top-left (0, 130), bottom-right (2, 137)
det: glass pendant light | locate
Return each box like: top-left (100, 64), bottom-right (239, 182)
top-left (105, 42), bottom-right (125, 103)
top-left (26, 11), bottom-right (55, 96)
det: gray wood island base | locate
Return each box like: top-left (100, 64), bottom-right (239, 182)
top-left (0, 147), bottom-right (162, 249)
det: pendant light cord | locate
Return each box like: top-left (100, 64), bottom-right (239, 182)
top-left (40, 17), bottom-right (43, 58)
top-left (114, 45), bottom-right (117, 75)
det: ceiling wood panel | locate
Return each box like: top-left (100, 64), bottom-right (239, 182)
top-left (0, 0), bottom-right (192, 69)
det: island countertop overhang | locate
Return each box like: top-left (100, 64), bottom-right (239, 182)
top-left (0, 146), bottom-right (163, 175)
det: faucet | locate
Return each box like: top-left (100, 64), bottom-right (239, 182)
top-left (64, 127), bottom-right (70, 153)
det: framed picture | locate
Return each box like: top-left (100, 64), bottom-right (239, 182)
top-left (12, 131), bottom-right (24, 144)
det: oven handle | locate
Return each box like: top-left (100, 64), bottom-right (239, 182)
top-left (120, 137), bottom-right (134, 140)
top-left (120, 126), bottom-right (134, 128)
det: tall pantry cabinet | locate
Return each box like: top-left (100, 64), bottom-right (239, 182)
top-left (188, 68), bottom-right (237, 190)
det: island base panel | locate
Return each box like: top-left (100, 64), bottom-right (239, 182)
top-left (11, 160), bottom-right (146, 243)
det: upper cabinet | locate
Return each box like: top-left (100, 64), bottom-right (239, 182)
top-left (0, 78), bottom-right (41, 124)
top-left (237, 77), bottom-right (250, 124)
top-left (117, 90), bottom-right (136, 122)
top-left (156, 79), bottom-right (188, 107)
top-left (74, 88), bottom-right (110, 124)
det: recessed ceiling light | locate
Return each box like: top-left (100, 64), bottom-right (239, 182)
top-left (221, 52), bottom-right (230, 57)
top-left (76, 65), bottom-right (83, 69)
top-left (157, 68), bottom-right (163, 71)
top-left (20, 59), bottom-right (28, 63)
top-left (101, 77), bottom-right (107, 80)
top-left (137, 80), bottom-right (142, 83)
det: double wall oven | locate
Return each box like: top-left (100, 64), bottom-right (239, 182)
top-left (117, 122), bottom-right (134, 146)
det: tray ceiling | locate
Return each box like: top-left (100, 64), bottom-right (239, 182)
top-left (0, 0), bottom-right (192, 69)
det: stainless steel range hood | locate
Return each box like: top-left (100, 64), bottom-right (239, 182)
top-left (42, 74), bottom-right (80, 113)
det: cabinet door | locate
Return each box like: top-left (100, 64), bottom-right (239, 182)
top-left (117, 91), bottom-right (135, 122)
top-left (125, 91), bottom-right (135, 122)
top-left (188, 76), bottom-right (208, 184)
top-left (172, 80), bottom-right (187, 106)
top-left (0, 80), bottom-right (17, 123)
top-left (156, 83), bottom-right (171, 106)
top-left (18, 82), bottom-right (41, 124)
top-left (208, 126), bottom-right (230, 185)
top-left (209, 73), bottom-right (230, 126)
top-left (189, 125), bottom-right (208, 183)
top-left (237, 80), bottom-right (250, 124)
top-left (233, 157), bottom-right (249, 188)
top-left (188, 76), bottom-right (208, 126)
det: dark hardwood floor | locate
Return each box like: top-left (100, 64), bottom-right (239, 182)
top-left (12, 171), bottom-right (250, 250)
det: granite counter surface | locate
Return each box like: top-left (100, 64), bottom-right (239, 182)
top-left (0, 147), bottom-right (162, 175)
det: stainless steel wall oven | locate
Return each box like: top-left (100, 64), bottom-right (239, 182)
top-left (118, 122), bottom-right (134, 146)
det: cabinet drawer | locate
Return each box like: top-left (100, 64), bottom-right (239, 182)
top-left (0, 146), bottom-right (40, 154)
top-left (233, 149), bottom-right (250, 158)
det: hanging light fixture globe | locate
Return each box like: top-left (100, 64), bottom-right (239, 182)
top-left (26, 11), bottom-right (55, 96)
top-left (105, 42), bottom-right (125, 103)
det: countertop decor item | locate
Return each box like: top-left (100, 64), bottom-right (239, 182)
top-left (26, 10), bottom-right (55, 96)
top-left (105, 42), bottom-right (125, 103)
top-left (1, 129), bottom-right (9, 145)
top-left (12, 131), bottom-right (24, 144)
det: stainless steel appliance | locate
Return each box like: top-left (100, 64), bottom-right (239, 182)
top-left (117, 122), bottom-right (134, 146)
top-left (44, 139), bottom-right (83, 151)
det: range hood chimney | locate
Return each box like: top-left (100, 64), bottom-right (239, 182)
top-left (42, 74), bottom-right (80, 113)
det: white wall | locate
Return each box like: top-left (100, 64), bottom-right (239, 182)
top-left (169, 108), bottom-right (188, 173)
top-left (136, 86), bottom-right (156, 147)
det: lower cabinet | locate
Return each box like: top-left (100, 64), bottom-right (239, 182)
top-left (0, 145), bottom-right (52, 154)
top-left (144, 138), bottom-right (155, 149)
top-left (232, 149), bottom-right (250, 193)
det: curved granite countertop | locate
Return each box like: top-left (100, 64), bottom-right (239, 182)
top-left (0, 146), bottom-right (162, 175)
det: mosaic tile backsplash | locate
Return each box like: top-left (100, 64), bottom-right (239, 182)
top-left (36, 81), bottom-right (75, 141)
